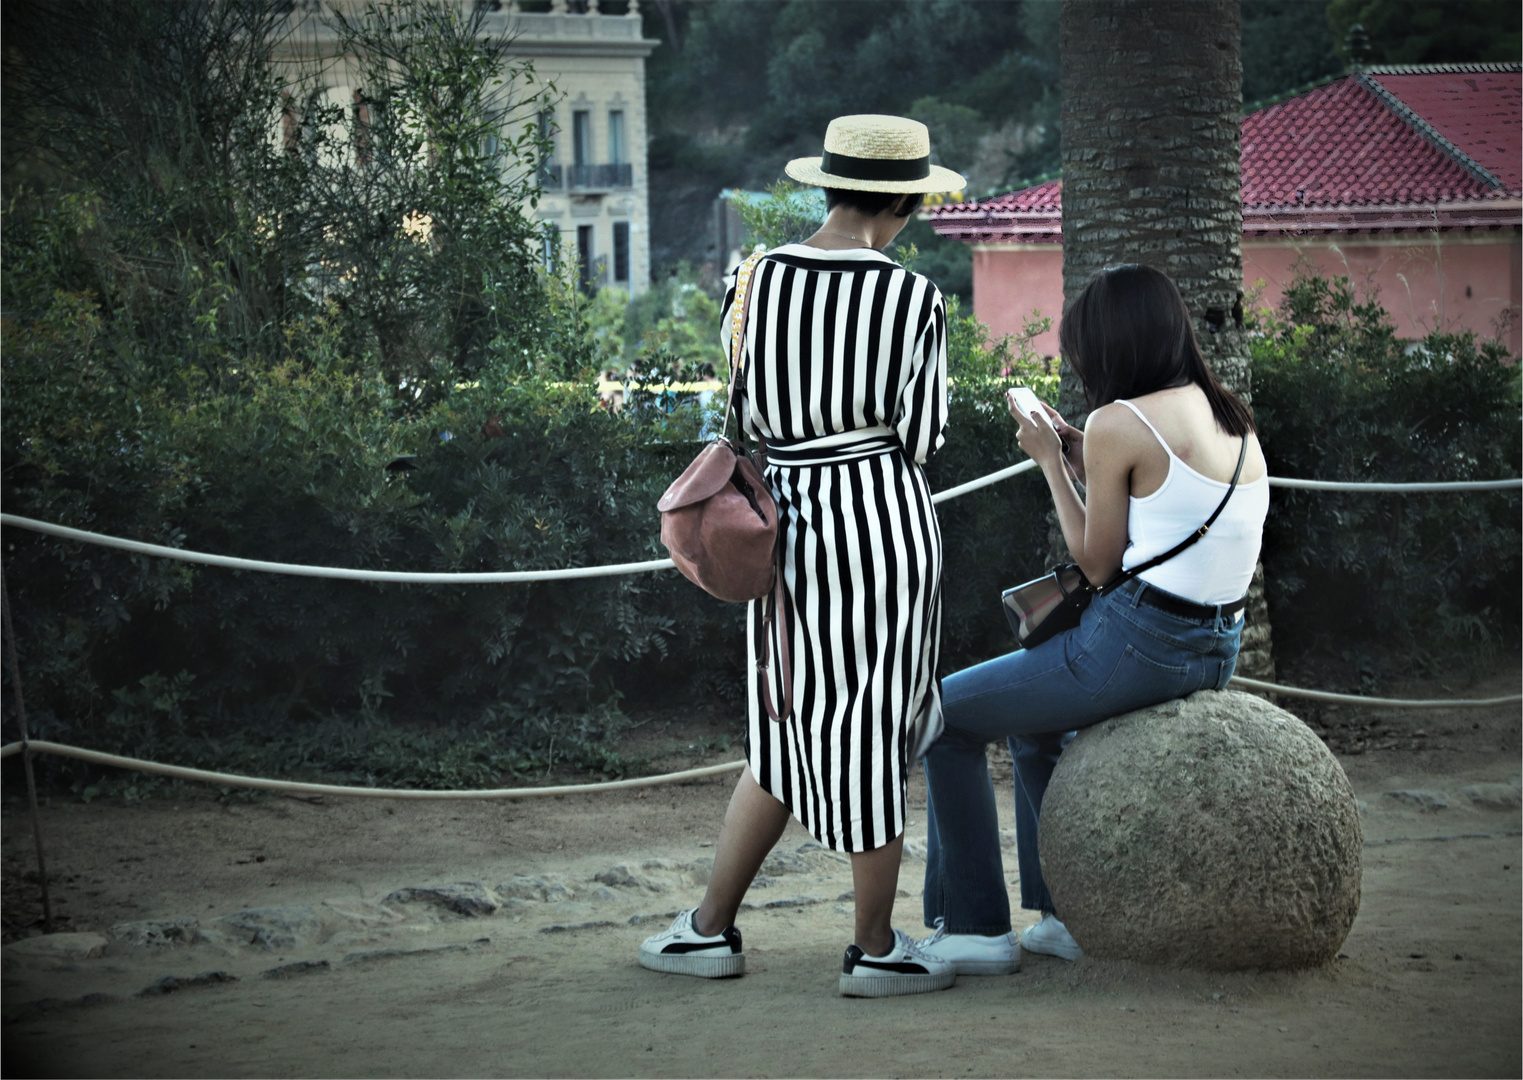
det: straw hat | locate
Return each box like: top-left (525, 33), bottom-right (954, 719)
top-left (785, 114), bottom-right (966, 194)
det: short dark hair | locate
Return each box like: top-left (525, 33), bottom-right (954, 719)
top-left (823, 188), bottom-right (924, 218)
top-left (1058, 264), bottom-right (1255, 436)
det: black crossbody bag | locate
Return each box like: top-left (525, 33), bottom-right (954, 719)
top-left (1002, 436), bottom-right (1248, 650)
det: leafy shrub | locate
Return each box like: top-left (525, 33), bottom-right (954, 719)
top-left (1249, 272), bottom-right (1522, 663)
top-left (927, 303), bottom-right (1058, 669)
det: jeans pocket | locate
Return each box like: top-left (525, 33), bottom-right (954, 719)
top-left (1064, 618), bottom-right (1125, 697)
top-left (1095, 643), bottom-right (1191, 704)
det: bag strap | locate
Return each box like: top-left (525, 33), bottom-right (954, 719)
top-left (725, 247), bottom-right (790, 723)
top-left (1098, 434), bottom-right (1249, 595)
top-left (722, 248), bottom-right (767, 444)
top-left (757, 550), bottom-right (792, 724)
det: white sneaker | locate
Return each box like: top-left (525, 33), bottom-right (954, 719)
top-left (839, 929), bottom-right (958, 997)
top-left (916, 918), bottom-right (1022, 975)
top-left (638, 909), bottom-right (745, 978)
top-left (1020, 913), bottom-right (1083, 960)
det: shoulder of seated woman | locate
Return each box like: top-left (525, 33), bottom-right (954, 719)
top-left (1086, 402), bottom-right (1160, 448)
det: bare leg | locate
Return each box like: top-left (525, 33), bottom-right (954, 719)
top-left (692, 767), bottom-right (790, 936)
top-left (850, 834), bottom-right (904, 957)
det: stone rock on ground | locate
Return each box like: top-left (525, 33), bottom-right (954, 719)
top-left (262, 960), bottom-right (331, 979)
top-left (3, 932), bottom-right (111, 965)
top-left (108, 918), bottom-right (199, 948)
top-left (594, 864), bottom-right (670, 893)
top-left (385, 882), bottom-right (498, 917)
top-left (214, 905), bottom-right (325, 950)
top-left (496, 876), bottom-right (575, 902)
top-left (1456, 782), bottom-right (1522, 809)
top-left (1039, 690), bottom-right (1362, 971)
top-left (1387, 789), bottom-right (1450, 811)
top-left (134, 970), bottom-right (237, 997)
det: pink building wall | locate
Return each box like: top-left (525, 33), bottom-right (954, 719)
top-left (971, 235), bottom-right (1521, 360)
top-left (1244, 236), bottom-right (1521, 357)
top-left (971, 244), bottom-right (1066, 359)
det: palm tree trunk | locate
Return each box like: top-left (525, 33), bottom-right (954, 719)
top-left (1057, 0), bottom-right (1274, 681)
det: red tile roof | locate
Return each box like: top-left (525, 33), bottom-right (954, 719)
top-left (1368, 70), bottom-right (1521, 190)
top-left (932, 65), bottom-right (1521, 243)
top-left (1241, 76), bottom-right (1498, 208)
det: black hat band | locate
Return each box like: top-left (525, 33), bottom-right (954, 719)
top-left (819, 150), bottom-right (931, 182)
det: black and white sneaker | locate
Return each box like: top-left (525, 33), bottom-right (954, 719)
top-left (839, 929), bottom-right (958, 997)
top-left (638, 909), bottom-right (745, 978)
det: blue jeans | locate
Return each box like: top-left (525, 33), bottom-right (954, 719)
top-left (921, 576), bottom-right (1243, 935)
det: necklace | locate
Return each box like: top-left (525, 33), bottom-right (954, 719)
top-left (816, 229), bottom-right (866, 245)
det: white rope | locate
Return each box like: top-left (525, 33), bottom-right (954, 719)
top-left (5, 469), bottom-right (1516, 584)
top-left (2, 670), bottom-right (1514, 799)
top-left (0, 740), bottom-right (743, 798)
top-left (1228, 676), bottom-right (1521, 708)
top-left (1270, 478), bottom-right (1521, 493)
top-left (0, 515), bottom-right (676, 583)
top-left (930, 459), bottom-right (1038, 503)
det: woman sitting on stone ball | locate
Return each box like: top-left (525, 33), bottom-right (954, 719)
top-left (915, 263), bottom-right (1270, 974)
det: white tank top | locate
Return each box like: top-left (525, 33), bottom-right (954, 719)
top-left (1116, 399), bottom-right (1270, 605)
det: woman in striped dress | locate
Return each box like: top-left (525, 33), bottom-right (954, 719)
top-left (639, 115), bottom-right (966, 997)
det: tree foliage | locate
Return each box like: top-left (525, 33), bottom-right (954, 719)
top-left (1326, 0), bottom-right (1522, 65)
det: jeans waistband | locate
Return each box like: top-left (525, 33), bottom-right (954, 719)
top-left (765, 427), bottom-right (901, 467)
top-left (1116, 577), bottom-right (1248, 623)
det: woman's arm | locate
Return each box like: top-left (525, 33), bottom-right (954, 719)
top-left (894, 283), bottom-right (949, 463)
top-left (1008, 397), bottom-right (1133, 585)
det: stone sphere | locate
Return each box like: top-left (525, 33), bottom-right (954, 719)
top-left (1038, 690), bottom-right (1361, 970)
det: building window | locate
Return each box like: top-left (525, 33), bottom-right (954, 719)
top-left (577, 224), bottom-right (595, 293)
top-left (538, 109), bottom-right (556, 160)
top-left (543, 224), bottom-right (561, 271)
top-left (613, 221), bottom-right (630, 284)
top-left (608, 110), bottom-right (625, 165)
top-left (572, 110), bottom-right (592, 168)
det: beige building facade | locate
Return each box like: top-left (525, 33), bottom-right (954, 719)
top-left (279, 0), bottom-right (659, 296)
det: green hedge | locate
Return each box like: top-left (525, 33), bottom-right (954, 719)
top-left (0, 243), bottom-right (1057, 791)
top-left (1249, 273), bottom-right (1521, 662)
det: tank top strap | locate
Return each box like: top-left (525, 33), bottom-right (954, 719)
top-left (1114, 399), bottom-right (1178, 462)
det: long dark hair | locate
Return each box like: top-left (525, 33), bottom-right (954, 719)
top-left (1058, 264), bottom-right (1255, 436)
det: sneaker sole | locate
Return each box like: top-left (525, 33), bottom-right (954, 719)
top-left (638, 951), bottom-right (745, 978)
top-left (948, 955), bottom-right (1021, 975)
top-left (838, 969), bottom-right (957, 997)
top-left (1022, 938), bottom-right (1082, 961)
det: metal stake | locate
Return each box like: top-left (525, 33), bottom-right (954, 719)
top-left (1, 566), bottom-right (53, 933)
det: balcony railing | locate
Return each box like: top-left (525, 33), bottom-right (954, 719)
top-left (539, 163), bottom-right (632, 191)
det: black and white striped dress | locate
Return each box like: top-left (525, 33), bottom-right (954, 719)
top-left (722, 243), bottom-right (948, 854)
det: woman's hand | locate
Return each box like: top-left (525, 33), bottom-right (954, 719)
top-left (1041, 405), bottom-right (1087, 485)
top-left (1005, 389), bottom-right (1067, 471)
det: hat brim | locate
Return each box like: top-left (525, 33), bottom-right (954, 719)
top-left (784, 157), bottom-right (966, 195)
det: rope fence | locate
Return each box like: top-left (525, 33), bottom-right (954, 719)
top-left (2, 471), bottom-right (1516, 584)
top-left (1, 465), bottom-right (1518, 802)
top-left (0, 739), bottom-right (744, 798)
top-left (2, 660), bottom-right (1519, 802)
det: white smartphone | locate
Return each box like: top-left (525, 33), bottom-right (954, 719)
top-left (1009, 386), bottom-right (1046, 421)
top-left (1009, 386), bottom-right (1071, 456)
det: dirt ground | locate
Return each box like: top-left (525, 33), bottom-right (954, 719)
top-left (2, 664), bottom-right (1520, 1079)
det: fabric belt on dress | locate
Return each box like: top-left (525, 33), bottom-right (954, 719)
top-left (763, 427), bottom-right (902, 468)
top-left (1134, 581), bottom-right (1248, 622)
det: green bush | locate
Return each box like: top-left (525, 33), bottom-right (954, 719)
top-left (1249, 272), bottom-right (1522, 663)
top-left (927, 303), bottom-right (1058, 668)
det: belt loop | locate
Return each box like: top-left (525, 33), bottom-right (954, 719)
top-left (1128, 579), bottom-right (1145, 610)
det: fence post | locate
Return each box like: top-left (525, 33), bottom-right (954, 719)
top-left (1, 566), bottom-right (54, 934)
